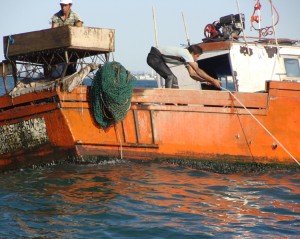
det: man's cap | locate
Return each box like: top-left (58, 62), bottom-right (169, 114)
top-left (60, 0), bottom-right (72, 4)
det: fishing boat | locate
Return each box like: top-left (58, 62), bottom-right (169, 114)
top-left (1, 3), bottom-right (300, 173)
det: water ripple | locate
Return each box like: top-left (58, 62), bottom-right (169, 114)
top-left (0, 161), bottom-right (299, 238)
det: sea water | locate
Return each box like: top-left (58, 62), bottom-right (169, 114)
top-left (0, 78), bottom-right (299, 238)
top-left (0, 161), bottom-right (299, 238)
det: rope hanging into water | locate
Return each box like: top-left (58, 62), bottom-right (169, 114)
top-left (222, 87), bottom-right (300, 166)
top-left (90, 61), bottom-right (136, 128)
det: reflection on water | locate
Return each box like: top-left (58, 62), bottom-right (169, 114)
top-left (0, 161), bottom-right (299, 238)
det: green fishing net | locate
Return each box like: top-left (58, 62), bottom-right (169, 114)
top-left (90, 61), bottom-right (136, 128)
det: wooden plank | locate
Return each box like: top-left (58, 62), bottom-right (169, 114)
top-left (122, 110), bottom-right (138, 144)
top-left (0, 88), bottom-right (59, 109)
top-left (12, 90), bottom-right (58, 106)
top-left (69, 27), bottom-right (115, 52)
top-left (130, 104), bottom-right (267, 115)
top-left (268, 81), bottom-right (300, 91)
top-left (132, 88), bottom-right (268, 109)
top-left (4, 27), bottom-right (70, 57)
top-left (60, 102), bottom-right (89, 108)
top-left (199, 41), bottom-right (232, 52)
top-left (58, 86), bottom-right (89, 102)
top-left (270, 89), bottom-right (300, 98)
top-left (3, 26), bottom-right (115, 57)
top-left (0, 95), bottom-right (13, 108)
top-left (59, 87), bottom-right (268, 109)
top-left (0, 103), bottom-right (58, 121)
top-left (135, 110), bottom-right (153, 144)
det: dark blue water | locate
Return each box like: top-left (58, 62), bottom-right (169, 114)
top-left (0, 161), bottom-right (299, 239)
top-left (0, 76), bottom-right (14, 96)
top-left (134, 79), bottom-right (158, 88)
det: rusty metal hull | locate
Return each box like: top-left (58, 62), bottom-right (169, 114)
top-left (0, 81), bottom-right (300, 172)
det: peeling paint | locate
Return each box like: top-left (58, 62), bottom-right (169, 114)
top-left (240, 46), bottom-right (253, 56)
top-left (0, 117), bottom-right (49, 155)
top-left (264, 46), bottom-right (277, 58)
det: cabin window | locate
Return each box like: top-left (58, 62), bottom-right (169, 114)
top-left (284, 58), bottom-right (300, 78)
top-left (198, 53), bottom-right (235, 91)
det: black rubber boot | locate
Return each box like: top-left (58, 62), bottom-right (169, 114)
top-left (165, 75), bottom-right (178, 88)
top-left (165, 77), bottom-right (173, 88)
top-left (172, 77), bottom-right (179, 89)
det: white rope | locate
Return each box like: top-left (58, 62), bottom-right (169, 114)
top-left (80, 85), bottom-right (84, 118)
top-left (222, 87), bottom-right (300, 166)
top-left (268, 0), bottom-right (283, 74)
top-left (269, 0), bottom-right (279, 46)
top-left (235, 0), bottom-right (251, 55)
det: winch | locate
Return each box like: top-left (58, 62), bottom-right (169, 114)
top-left (203, 13), bottom-right (245, 42)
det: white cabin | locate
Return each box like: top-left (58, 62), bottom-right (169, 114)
top-left (169, 39), bottom-right (300, 92)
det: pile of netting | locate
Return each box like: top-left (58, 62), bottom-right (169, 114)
top-left (90, 61), bottom-right (136, 128)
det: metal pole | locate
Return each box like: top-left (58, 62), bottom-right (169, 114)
top-left (152, 6), bottom-right (159, 48)
top-left (152, 6), bottom-right (162, 87)
top-left (182, 12), bottom-right (191, 46)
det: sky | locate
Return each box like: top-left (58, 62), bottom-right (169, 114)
top-left (0, 0), bottom-right (299, 73)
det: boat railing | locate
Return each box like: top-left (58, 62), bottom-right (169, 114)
top-left (131, 88), bottom-right (269, 112)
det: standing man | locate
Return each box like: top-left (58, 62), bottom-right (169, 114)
top-left (50, 0), bottom-right (83, 76)
top-left (52, 0), bottom-right (83, 28)
top-left (147, 45), bottom-right (221, 89)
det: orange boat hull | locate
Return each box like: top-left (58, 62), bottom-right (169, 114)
top-left (0, 81), bottom-right (299, 172)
